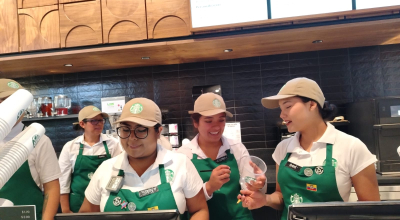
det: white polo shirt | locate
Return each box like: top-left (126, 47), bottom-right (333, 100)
top-left (84, 144), bottom-right (203, 213)
top-left (59, 134), bottom-right (123, 194)
top-left (178, 135), bottom-right (267, 200)
top-left (0, 122), bottom-right (61, 189)
top-left (272, 123), bottom-right (377, 201)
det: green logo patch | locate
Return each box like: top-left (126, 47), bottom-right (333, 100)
top-left (93, 107), bottom-right (100, 111)
top-left (212, 99), bottom-right (221, 108)
top-left (130, 103), bottom-right (143, 114)
top-left (165, 169), bottom-right (174, 183)
top-left (7, 81), bottom-right (19, 89)
top-left (323, 158), bottom-right (338, 168)
top-left (32, 134), bottom-right (40, 147)
top-left (17, 109), bottom-right (24, 120)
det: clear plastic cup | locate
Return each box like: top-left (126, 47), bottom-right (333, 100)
top-left (239, 156), bottom-right (267, 190)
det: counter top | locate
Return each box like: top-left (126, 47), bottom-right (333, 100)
top-left (265, 165), bottom-right (400, 188)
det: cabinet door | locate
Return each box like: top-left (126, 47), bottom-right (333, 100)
top-left (146, 0), bottom-right (191, 39)
top-left (19, 5), bottom-right (60, 51)
top-left (18, 0), bottom-right (58, 9)
top-left (102, 0), bottom-right (147, 43)
top-left (0, 0), bottom-right (19, 54)
top-left (59, 0), bottom-right (102, 47)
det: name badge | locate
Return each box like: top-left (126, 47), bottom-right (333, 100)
top-left (98, 154), bottom-right (107, 159)
top-left (215, 155), bottom-right (228, 163)
top-left (106, 176), bottom-right (124, 193)
top-left (285, 161), bottom-right (302, 172)
top-left (139, 186), bottom-right (159, 198)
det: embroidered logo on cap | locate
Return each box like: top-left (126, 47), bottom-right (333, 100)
top-left (93, 107), bottom-right (100, 111)
top-left (7, 81), bottom-right (19, 89)
top-left (165, 169), bottom-right (174, 183)
top-left (130, 103), bottom-right (143, 114)
top-left (212, 99), bottom-right (221, 108)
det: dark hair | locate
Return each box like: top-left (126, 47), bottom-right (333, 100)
top-left (72, 123), bottom-right (84, 131)
top-left (298, 96), bottom-right (337, 121)
top-left (154, 123), bottom-right (162, 133)
top-left (191, 113), bottom-right (202, 124)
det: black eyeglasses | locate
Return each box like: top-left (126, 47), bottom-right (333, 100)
top-left (83, 119), bottom-right (106, 125)
top-left (116, 126), bottom-right (149, 139)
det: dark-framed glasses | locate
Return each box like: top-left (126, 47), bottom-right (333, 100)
top-left (83, 118), bottom-right (106, 125)
top-left (116, 126), bottom-right (149, 139)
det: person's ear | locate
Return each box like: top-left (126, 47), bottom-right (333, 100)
top-left (309, 101), bottom-right (318, 112)
top-left (79, 121), bottom-right (86, 129)
top-left (157, 126), bottom-right (163, 138)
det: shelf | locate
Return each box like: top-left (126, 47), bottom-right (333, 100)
top-left (22, 114), bottom-right (78, 122)
top-left (279, 121), bottom-right (350, 129)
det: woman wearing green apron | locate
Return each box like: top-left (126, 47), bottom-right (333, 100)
top-left (0, 78), bottom-right (61, 220)
top-left (79, 98), bottom-right (209, 219)
top-left (59, 106), bottom-right (122, 213)
top-left (178, 93), bottom-right (267, 220)
top-left (238, 77), bottom-right (380, 220)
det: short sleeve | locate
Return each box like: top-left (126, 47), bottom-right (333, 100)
top-left (183, 157), bottom-right (203, 199)
top-left (272, 141), bottom-right (287, 165)
top-left (58, 141), bottom-right (73, 194)
top-left (35, 136), bottom-right (61, 184)
top-left (347, 138), bottom-right (377, 177)
top-left (84, 162), bottom-right (104, 205)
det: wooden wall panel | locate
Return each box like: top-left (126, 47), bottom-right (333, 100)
top-left (0, 0), bottom-right (19, 54)
top-left (59, 0), bottom-right (102, 47)
top-left (18, 0), bottom-right (58, 9)
top-left (59, 0), bottom-right (90, 3)
top-left (146, 0), bottom-right (191, 39)
top-left (19, 5), bottom-right (60, 52)
top-left (101, 0), bottom-right (147, 43)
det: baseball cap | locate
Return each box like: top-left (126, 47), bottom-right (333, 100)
top-left (0, 79), bottom-right (24, 98)
top-left (114, 98), bottom-right (161, 127)
top-left (261, 77), bottom-right (325, 109)
top-left (189, 93), bottom-right (233, 117)
top-left (74, 106), bottom-right (109, 124)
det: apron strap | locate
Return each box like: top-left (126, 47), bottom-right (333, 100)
top-left (325, 144), bottom-right (333, 166)
top-left (118, 169), bottom-right (125, 177)
top-left (159, 164), bottom-right (167, 184)
top-left (193, 154), bottom-right (198, 160)
top-left (283, 152), bottom-right (291, 161)
top-left (103, 141), bottom-right (111, 157)
top-left (79, 143), bottom-right (84, 155)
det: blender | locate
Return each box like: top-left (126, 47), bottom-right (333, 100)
top-left (54, 95), bottom-right (71, 116)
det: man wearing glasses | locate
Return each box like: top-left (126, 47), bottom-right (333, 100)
top-left (58, 106), bottom-right (122, 213)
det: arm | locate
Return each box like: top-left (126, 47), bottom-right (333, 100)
top-left (42, 179), bottom-right (60, 220)
top-left (238, 164), bottom-right (284, 210)
top-left (58, 143), bottom-right (73, 213)
top-left (79, 197), bottom-right (100, 213)
top-left (60, 194), bottom-right (72, 213)
top-left (351, 164), bottom-right (380, 201)
top-left (186, 190), bottom-right (209, 220)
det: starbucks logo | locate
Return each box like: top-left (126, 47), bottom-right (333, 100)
top-left (212, 99), bottom-right (221, 108)
top-left (7, 81), bottom-right (19, 89)
top-left (17, 109), bottom-right (24, 120)
top-left (244, 176), bottom-right (256, 184)
top-left (130, 103), bottom-right (143, 114)
top-left (290, 193), bottom-right (303, 204)
top-left (165, 169), bottom-right (174, 183)
top-left (88, 172), bottom-right (94, 179)
top-left (32, 134), bottom-right (40, 147)
top-left (93, 107), bottom-right (100, 111)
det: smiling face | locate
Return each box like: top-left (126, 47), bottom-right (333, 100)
top-left (194, 112), bottom-right (226, 143)
top-left (278, 97), bottom-right (319, 133)
top-left (119, 121), bottom-right (162, 159)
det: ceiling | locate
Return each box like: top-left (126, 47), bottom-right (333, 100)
top-left (2, 16), bottom-right (400, 78)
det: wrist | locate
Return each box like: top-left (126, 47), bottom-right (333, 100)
top-left (264, 194), bottom-right (270, 207)
top-left (205, 182), bottom-right (215, 196)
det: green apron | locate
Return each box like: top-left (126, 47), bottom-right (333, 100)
top-left (104, 164), bottom-right (181, 216)
top-left (278, 144), bottom-right (343, 220)
top-left (191, 149), bottom-right (253, 220)
top-left (0, 161), bottom-right (44, 220)
top-left (69, 141), bottom-right (111, 212)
